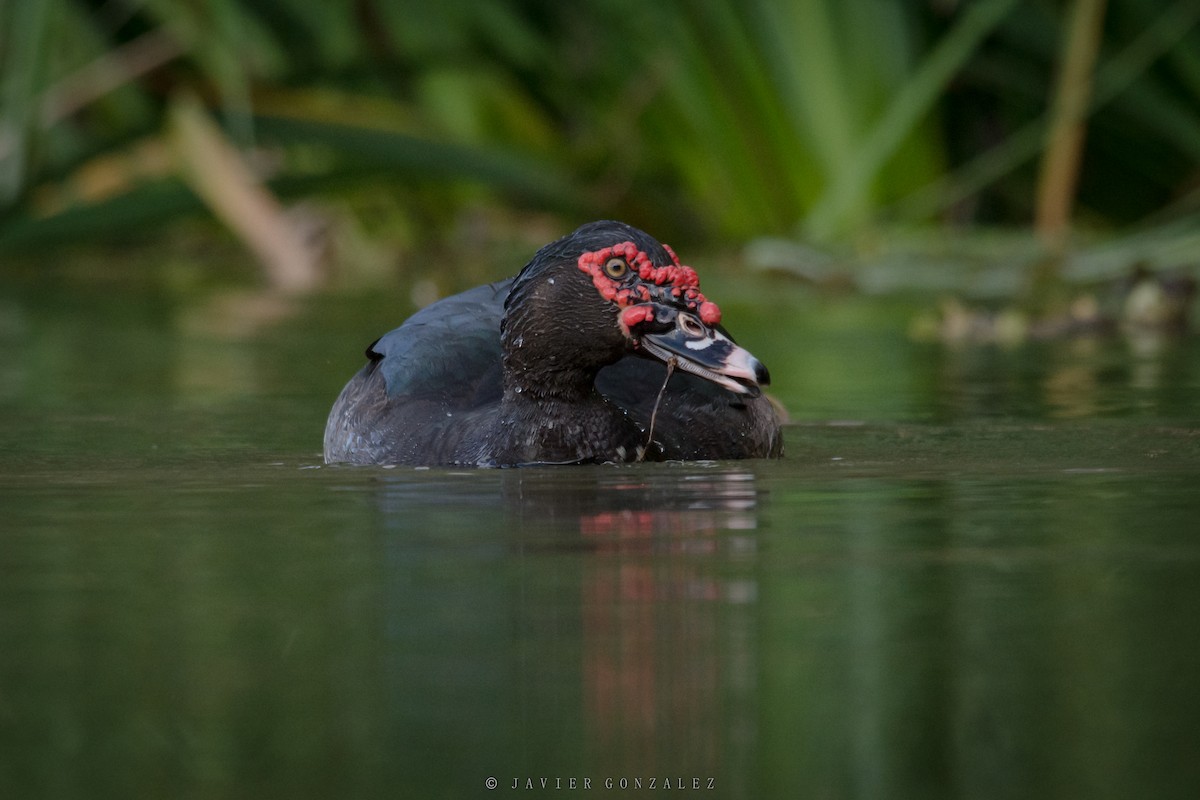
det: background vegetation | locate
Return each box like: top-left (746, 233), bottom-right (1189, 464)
top-left (2, 0), bottom-right (1199, 286)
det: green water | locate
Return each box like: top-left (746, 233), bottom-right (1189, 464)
top-left (2, 271), bottom-right (1199, 799)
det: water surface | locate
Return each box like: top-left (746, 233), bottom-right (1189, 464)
top-left (2, 272), bottom-right (1198, 798)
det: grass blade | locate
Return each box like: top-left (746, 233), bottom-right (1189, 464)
top-left (804, 0), bottom-right (1020, 241)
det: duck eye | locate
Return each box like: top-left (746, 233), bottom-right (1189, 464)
top-left (679, 314), bottom-right (706, 337)
top-left (603, 257), bottom-right (629, 279)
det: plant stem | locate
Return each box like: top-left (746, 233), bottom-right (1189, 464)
top-left (1034, 0), bottom-right (1108, 253)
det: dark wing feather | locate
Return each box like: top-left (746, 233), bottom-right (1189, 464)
top-left (324, 279), bottom-right (511, 464)
top-left (369, 279), bottom-right (511, 405)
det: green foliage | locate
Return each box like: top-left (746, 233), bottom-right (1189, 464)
top-left (2, 0), bottom-right (1199, 250)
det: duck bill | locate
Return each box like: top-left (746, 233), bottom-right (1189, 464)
top-left (638, 312), bottom-right (770, 397)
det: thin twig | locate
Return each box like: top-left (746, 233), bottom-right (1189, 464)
top-left (638, 357), bottom-right (676, 462)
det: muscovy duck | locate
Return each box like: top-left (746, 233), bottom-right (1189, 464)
top-left (324, 220), bottom-right (783, 466)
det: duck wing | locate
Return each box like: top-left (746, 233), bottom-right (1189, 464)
top-left (323, 279), bottom-right (511, 464)
top-left (369, 278), bottom-right (511, 405)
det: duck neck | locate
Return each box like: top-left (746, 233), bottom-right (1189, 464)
top-left (501, 352), bottom-right (600, 402)
top-left (500, 305), bottom-right (621, 402)
top-left (494, 318), bottom-right (645, 464)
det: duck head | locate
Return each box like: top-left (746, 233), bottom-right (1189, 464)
top-left (502, 221), bottom-right (769, 398)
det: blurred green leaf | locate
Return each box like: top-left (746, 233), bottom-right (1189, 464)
top-left (0, 115), bottom-right (580, 249)
top-left (804, 0), bottom-right (1019, 241)
top-left (0, 0), bottom-right (54, 204)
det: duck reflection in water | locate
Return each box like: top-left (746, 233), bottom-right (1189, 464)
top-left (372, 465), bottom-right (762, 781)
top-left (574, 471), bottom-right (759, 781)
